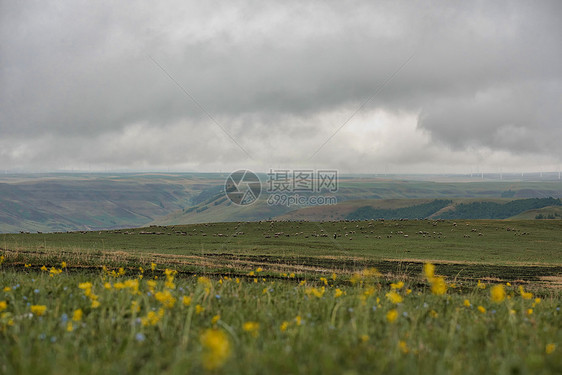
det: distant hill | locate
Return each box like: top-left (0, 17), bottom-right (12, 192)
top-left (0, 173), bottom-right (223, 233)
top-left (436, 198), bottom-right (562, 219)
top-left (1, 173), bottom-right (561, 232)
top-left (508, 205), bottom-right (562, 220)
top-left (283, 198), bottom-right (562, 221)
top-left (346, 199), bottom-right (452, 220)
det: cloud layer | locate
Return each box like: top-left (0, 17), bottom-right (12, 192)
top-left (1, 1), bottom-right (561, 173)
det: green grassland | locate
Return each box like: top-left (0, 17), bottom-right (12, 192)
top-left (1, 220), bottom-right (561, 374)
top-left (2, 220), bottom-right (561, 285)
top-left (0, 263), bottom-right (560, 374)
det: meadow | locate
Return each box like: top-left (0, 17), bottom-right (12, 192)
top-left (1, 220), bottom-right (561, 374)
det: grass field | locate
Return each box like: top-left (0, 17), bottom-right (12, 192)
top-left (1, 220), bottom-right (561, 374)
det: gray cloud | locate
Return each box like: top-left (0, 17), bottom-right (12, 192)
top-left (1, 0), bottom-right (561, 172)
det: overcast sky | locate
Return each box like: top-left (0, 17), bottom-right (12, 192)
top-left (1, 1), bottom-right (561, 174)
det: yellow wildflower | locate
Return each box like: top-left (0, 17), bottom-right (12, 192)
top-left (198, 276), bottom-right (212, 293)
top-left (546, 343), bottom-right (556, 354)
top-left (320, 277), bottom-right (328, 286)
top-left (399, 340), bottom-right (409, 354)
top-left (386, 309), bottom-right (398, 323)
top-left (141, 308), bottom-right (164, 326)
top-left (391, 281), bottom-right (404, 290)
top-left (334, 288), bottom-right (344, 298)
top-left (147, 280), bottom-right (157, 292)
top-left (527, 308), bottom-right (533, 315)
top-left (289, 273), bottom-right (295, 278)
top-left (463, 299), bottom-right (471, 307)
top-left (211, 315), bottom-right (220, 325)
top-left (477, 280), bottom-right (486, 289)
top-left (124, 279), bottom-right (139, 294)
top-left (103, 282), bottom-right (112, 290)
top-left (406, 289), bottom-right (412, 295)
top-left (430, 276), bottom-right (447, 295)
top-left (61, 261), bottom-right (67, 268)
top-left (91, 300), bottom-right (100, 308)
top-left (66, 322), bottom-right (73, 332)
top-left (305, 286), bottom-right (325, 298)
top-left (182, 296), bottom-right (192, 306)
top-left (40, 265), bottom-right (47, 271)
top-left (280, 321), bottom-right (289, 332)
top-left (72, 309), bottom-right (83, 321)
top-left (30, 305), bottom-right (47, 316)
top-left (519, 286), bottom-right (533, 299)
top-left (295, 315), bottom-right (302, 326)
top-left (385, 291), bottom-right (403, 304)
top-left (429, 310), bottom-right (438, 318)
top-left (24, 263), bottom-right (31, 268)
top-left (364, 287), bottom-right (375, 297)
top-left (2, 287), bottom-right (10, 292)
top-left (195, 304), bottom-right (205, 314)
top-left (164, 268), bottom-right (177, 277)
top-left (151, 262), bottom-right (156, 271)
top-left (243, 321), bottom-right (260, 337)
top-left (131, 301), bottom-right (140, 313)
top-left (477, 305), bottom-right (486, 313)
top-left (200, 329), bottom-right (231, 370)
top-left (49, 267), bottom-right (63, 276)
top-left (256, 267), bottom-right (263, 273)
top-left (0, 301), bottom-right (7, 311)
top-left (424, 263), bottom-right (435, 280)
top-left (154, 290), bottom-right (176, 309)
top-left (331, 273), bottom-right (337, 281)
top-left (362, 268), bottom-right (381, 278)
top-left (490, 284), bottom-right (506, 303)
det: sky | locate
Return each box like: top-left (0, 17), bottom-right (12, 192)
top-left (1, 0), bottom-right (561, 174)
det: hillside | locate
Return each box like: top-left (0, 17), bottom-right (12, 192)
top-left (1, 173), bottom-right (561, 232)
top-left (0, 173), bottom-right (224, 233)
top-left (509, 205), bottom-right (562, 220)
top-left (279, 198), bottom-right (562, 221)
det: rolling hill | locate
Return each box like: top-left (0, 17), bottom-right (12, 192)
top-left (1, 173), bottom-right (561, 232)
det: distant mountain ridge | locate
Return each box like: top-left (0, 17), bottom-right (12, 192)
top-left (1, 173), bottom-right (561, 232)
top-left (344, 198), bottom-right (561, 220)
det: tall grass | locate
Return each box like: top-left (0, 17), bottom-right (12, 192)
top-left (1, 263), bottom-right (560, 374)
